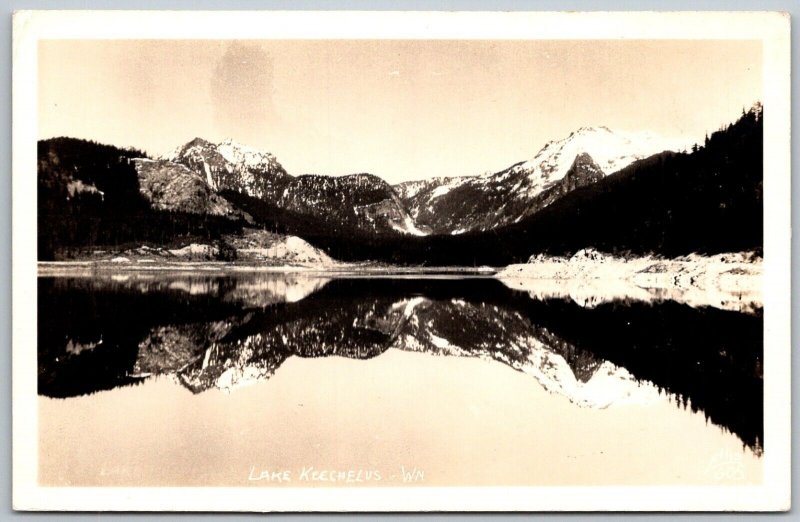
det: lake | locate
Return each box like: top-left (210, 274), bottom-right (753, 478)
top-left (37, 273), bottom-right (763, 487)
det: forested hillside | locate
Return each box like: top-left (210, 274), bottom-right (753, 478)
top-left (38, 138), bottom-right (244, 259)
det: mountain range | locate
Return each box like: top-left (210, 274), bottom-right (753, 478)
top-left (161, 125), bottom-right (687, 236)
top-left (37, 103), bottom-right (763, 264)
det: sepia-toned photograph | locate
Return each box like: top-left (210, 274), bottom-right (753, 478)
top-left (12, 10), bottom-right (791, 512)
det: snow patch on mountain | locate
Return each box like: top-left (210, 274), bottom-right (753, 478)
top-left (391, 213), bottom-right (429, 236)
top-left (393, 179), bottom-right (430, 200)
top-left (430, 177), bottom-right (465, 199)
top-left (66, 179), bottom-right (104, 199)
top-left (216, 138), bottom-right (281, 172)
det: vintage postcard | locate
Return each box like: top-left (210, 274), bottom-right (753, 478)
top-left (12, 10), bottom-right (791, 511)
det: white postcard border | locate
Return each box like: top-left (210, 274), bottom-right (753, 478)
top-left (11, 10), bottom-right (791, 512)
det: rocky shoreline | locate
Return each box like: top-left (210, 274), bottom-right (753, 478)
top-left (497, 249), bottom-right (762, 314)
top-left (37, 242), bottom-right (762, 314)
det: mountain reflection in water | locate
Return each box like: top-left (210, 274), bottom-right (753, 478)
top-left (38, 274), bottom-right (763, 454)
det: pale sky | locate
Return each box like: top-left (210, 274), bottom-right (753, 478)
top-left (39, 40), bottom-right (761, 183)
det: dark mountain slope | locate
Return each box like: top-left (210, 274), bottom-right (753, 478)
top-left (279, 173), bottom-right (424, 234)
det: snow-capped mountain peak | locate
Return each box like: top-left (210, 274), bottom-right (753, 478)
top-left (395, 124), bottom-right (691, 234)
top-left (164, 138), bottom-right (281, 172)
top-left (573, 125), bottom-right (612, 135)
top-left (215, 138), bottom-right (279, 170)
top-left (512, 126), bottom-right (688, 195)
top-left (163, 137), bottom-right (212, 163)
top-left (163, 138), bottom-right (290, 199)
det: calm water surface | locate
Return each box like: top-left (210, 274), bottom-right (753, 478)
top-left (37, 274), bottom-right (763, 486)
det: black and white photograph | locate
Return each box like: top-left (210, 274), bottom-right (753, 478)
top-left (11, 10), bottom-right (791, 512)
